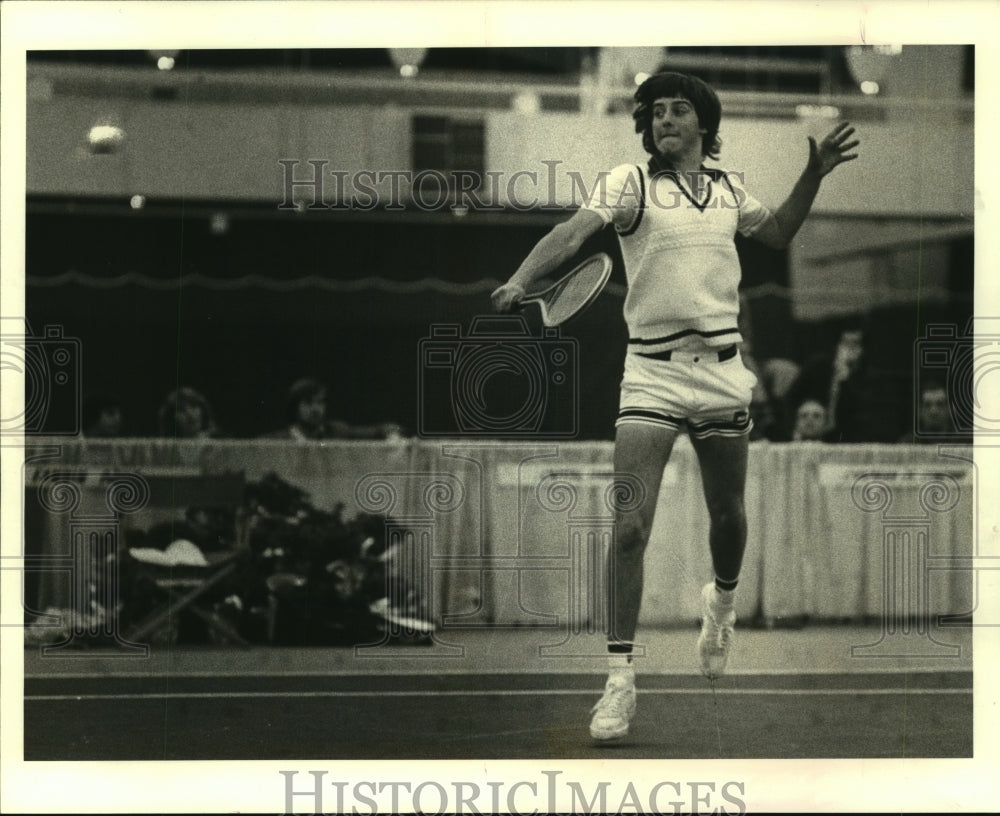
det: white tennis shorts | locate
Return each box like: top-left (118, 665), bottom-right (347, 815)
top-left (616, 346), bottom-right (757, 438)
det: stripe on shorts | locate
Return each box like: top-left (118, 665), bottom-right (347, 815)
top-left (616, 408), bottom-right (684, 430)
top-left (688, 414), bottom-right (753, 439)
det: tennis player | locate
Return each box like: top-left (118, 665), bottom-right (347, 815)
top-left (491, 72), bottom-right (859, 741)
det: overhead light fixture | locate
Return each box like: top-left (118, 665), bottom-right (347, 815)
top-left (389, 48), bottom-right (428, 79)
top-left (87, 123), bottom-right (125, 154)
top-left (148, 50), bottom-right (180, 70)
top-left (845, 45), bottom-right (900, 94)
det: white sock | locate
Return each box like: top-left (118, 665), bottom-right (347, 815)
top-left (608, 654), bottom-right (635, 683)
top-left (714, 586), bottom-right (736, 607)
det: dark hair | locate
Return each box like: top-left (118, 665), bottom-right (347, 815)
top-left (633, 72), bottom-right (722, 160)
top-left (286, 378), bottom-right (327, 423)
top-left (796, 397), bottom-right (828, 413)
top-left (157, 386), bottom-right (216, 436)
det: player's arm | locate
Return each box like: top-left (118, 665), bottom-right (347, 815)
top-left (491, 208), bottom-right (606, 312)
top-left (752, 122), bottom-right (860, 249)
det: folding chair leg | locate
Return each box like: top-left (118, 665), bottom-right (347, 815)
top-left (127, 605), bottom-right (180, 644)
top-left (187, 602), bottom-right (250, 648)
top-left (126, 561), bottom-right (240, 645)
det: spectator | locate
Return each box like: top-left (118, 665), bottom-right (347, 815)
top-left (158, 386), bottom-right (220, 438)
top-left (899, 380), bottom-right (969, 443)
top-left (81, 391), bottom-right (124, 438)
top-left (784, 322), bottom-right (871, 443)
top-left (791, 398), bottom-right (830, 442)
top-left (264, 377), bottom-right (403, 441)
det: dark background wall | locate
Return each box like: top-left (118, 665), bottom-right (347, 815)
top-left (26, 204), bottom-right (627, 438)
top-left (25, 201), bottom-right (971, 440)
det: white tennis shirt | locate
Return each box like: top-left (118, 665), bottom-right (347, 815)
top-left (585, 163), bottom-right (771, 352)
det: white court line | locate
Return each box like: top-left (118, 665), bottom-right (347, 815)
top-left (25, 688), bottom-right (972, 702)
top-left (22, 665), bottom-right (972, 680)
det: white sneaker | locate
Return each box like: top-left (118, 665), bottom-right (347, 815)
top-left (698, 582), bottom-right (736, 679)
top-left (589, 674), bottom-right (636, 741)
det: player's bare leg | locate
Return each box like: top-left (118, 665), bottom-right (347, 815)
top-left (609, 422), bottom-right (679, 643)
top-left (590, 421), bottom-right (678, 741)
top-left (689, 432), bottom-right (749, 678)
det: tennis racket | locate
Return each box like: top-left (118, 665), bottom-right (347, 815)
top-left (520, 252), bottom-right (612, 326)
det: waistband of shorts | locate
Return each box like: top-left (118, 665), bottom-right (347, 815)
top-left (634, 344), bottom-right (737, 363)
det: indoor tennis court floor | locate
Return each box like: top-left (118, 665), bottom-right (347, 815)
top-left (23, 625), bottom-right (973, 760)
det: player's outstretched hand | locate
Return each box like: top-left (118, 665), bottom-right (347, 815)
top-left (808, 122), bottom-right (860, 177)
top-left (491, 281), bottom-right (526, 313)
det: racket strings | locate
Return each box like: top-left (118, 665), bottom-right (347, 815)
top-left (543, 260), bottom-right (610, 323)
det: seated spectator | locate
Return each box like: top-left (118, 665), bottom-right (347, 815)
top-left (784, 321), bottom-right (872, 443)
top-left (158, 386), bottom-right (220, 438)
top-left (81, 391), bottom-right (124, 438)
top-left (899, 380), bottom-right (969, 443)
top-left (791, 399), bottom-right (831, 442)
top-left (263, 377), bottom-right (403, 441)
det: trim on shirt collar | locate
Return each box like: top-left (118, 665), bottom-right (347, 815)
top-left (645, 157), bottom-right (722, 212)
